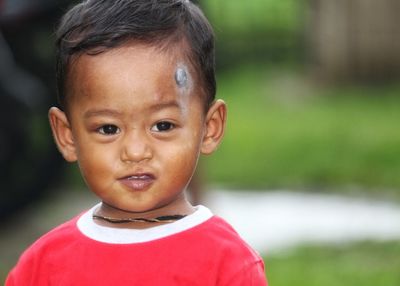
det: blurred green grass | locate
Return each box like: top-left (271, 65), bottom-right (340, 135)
top-left (265, 241), bottom-right (400, 285)
top-left (202, 0), bottom-right (304, 65)
top-left (204, 0), bottom-right (301, 33)
top-left (203, 65), bottom-right (400, 194)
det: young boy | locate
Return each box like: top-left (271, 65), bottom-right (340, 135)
top-left (6, 0), bottom-right (267, 285)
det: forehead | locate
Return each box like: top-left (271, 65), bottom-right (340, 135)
top-left (69, 45), bottom-right (175, 87)
top-left (66, 44), bottom-right (202, 112)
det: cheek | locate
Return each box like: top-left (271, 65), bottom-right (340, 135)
top-left (170, 140), bottom-right (201, 173)
top-left (159, 133), bottom-right (200, 167)
top-left (76, 142), bottom-right (117, 180)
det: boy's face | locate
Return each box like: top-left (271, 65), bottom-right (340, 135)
top-left (49, 44), bottom-right (226, 215)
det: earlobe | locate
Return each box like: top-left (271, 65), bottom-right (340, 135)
top-left (48, 107), bottom-right (78, 162)
top-left (201, 99), bottom-right (227, 155)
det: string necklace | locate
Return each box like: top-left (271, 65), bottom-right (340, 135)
top-left (92, 213), bottom-right (187, 224)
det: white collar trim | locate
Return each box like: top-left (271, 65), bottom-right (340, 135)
top-left (77, 204), bottom-right (213, 244)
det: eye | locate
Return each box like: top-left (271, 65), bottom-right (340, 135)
top-left (151, 121), bottom-right (175, 132)
top-left (97, 124), bottom-right (120, 135)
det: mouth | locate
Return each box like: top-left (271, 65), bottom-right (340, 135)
top-left (118, 173), bottom-right (155, 191)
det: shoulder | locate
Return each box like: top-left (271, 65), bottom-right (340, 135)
top-left (195, 215), bottom-right (267, 285)
top-left (25, 214), bottom-right (81, 254)
top-left (200, 215), bottom-right (262, 260)
top-left (6, 214), bottom-right (82, 284)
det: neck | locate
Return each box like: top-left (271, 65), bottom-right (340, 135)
top-left (92, 200), bottom-right (195, 229)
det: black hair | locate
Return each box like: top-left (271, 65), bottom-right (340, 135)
top-left (55, 0), bottom-right (215, 110)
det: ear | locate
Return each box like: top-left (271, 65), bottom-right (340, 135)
top-left (201, 99), bottom-right (227, 155)
top-left (48, 107), bottom-right (78, 162)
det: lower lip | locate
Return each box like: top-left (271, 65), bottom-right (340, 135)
top-left (119, 177), bottom-right (155, 191)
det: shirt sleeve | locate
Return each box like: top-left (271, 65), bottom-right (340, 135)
top-left (5, 273), bottom-right (15, 286)
top-left (5, 265), bottom-right (29, 286)
top-left (222, 260), bottom-right (268, 286)
top-left (4, 245), bottom-right (42, 286)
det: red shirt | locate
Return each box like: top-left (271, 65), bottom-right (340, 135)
top-left (6, 205), bottom-right (267, 285)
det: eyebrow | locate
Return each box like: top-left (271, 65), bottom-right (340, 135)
top-left (84, 109), bottom-right (123, 119)
top-left (148, 100), bottom-right (181, 112)
top-left (83, 101), bottom-right (181, 119)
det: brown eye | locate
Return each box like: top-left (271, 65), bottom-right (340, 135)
top-left (98, 124), bottom-right (120, 135)
top-left (151, 121), bottom-right (175, 132)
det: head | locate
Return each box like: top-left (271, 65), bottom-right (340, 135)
top-left (56, 0), bottom-right (216, 113)
top-left (49, 0), bottom-right (226, 216)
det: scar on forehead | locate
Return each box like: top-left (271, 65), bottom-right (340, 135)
top-left (175, 66), bottom-right (188, 88)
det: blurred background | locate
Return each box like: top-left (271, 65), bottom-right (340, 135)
top-left (1, 0), bottom-right (400, 284)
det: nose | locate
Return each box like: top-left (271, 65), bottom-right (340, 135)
top-left (120, 129), bottom-right (153, 163)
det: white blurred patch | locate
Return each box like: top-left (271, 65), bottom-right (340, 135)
top-left (207, 190), bottom-right (400, 254)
